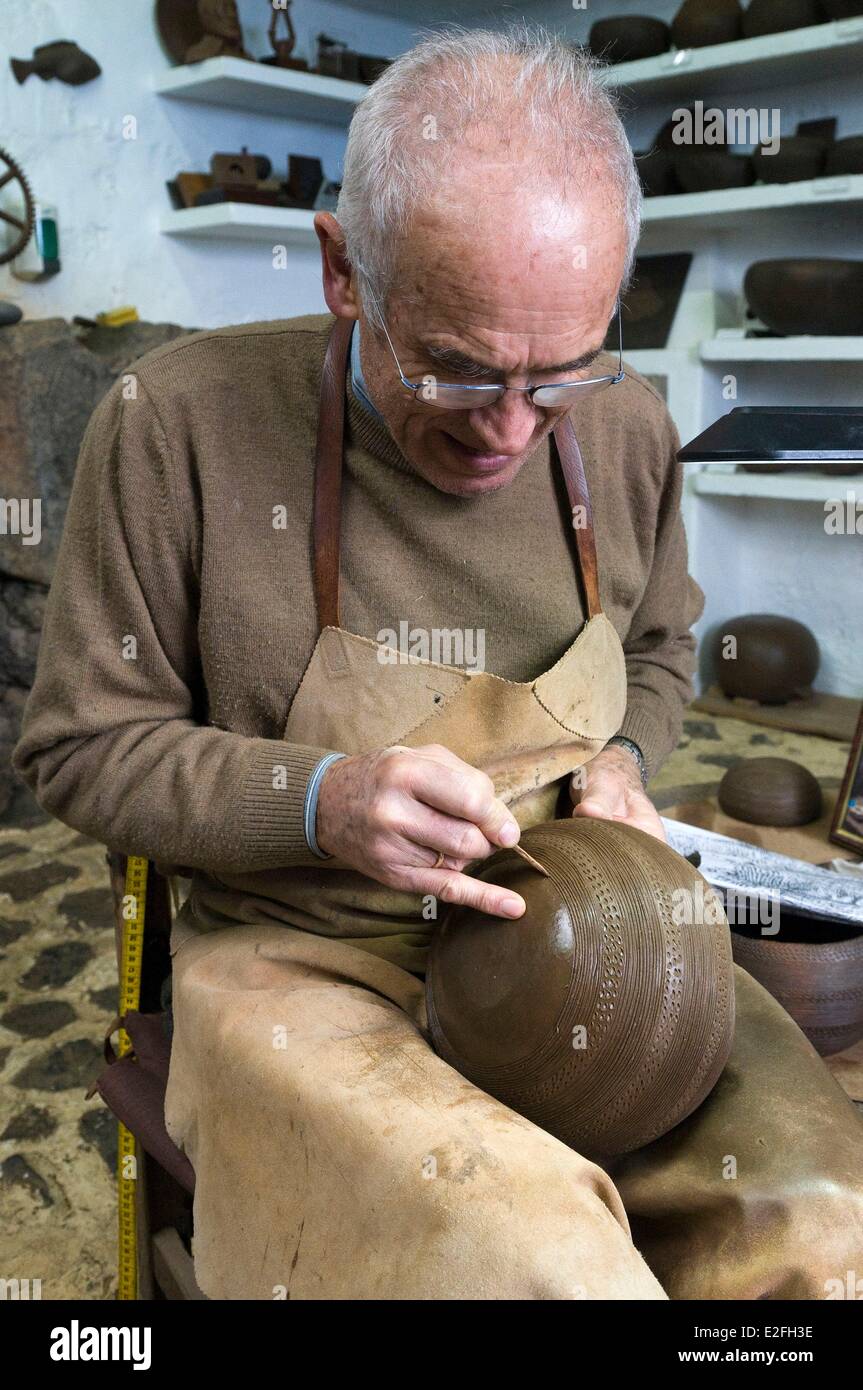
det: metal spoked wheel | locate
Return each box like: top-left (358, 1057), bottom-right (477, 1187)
top-left (0, 147), bottom-right (35, 265)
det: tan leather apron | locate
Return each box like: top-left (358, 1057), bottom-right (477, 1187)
top-left (165, 317), bottom-right (863, 1301)
top-left (183, 315), bottom-right (627, 975)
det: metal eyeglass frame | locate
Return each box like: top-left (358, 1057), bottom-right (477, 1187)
top-left (359, 274), bottom-right (626, 409)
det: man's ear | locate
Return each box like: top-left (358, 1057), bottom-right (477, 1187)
top-left (314, 213), bottom-right (359, 319)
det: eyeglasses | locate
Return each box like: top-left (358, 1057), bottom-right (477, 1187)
top-left (359, 274), bottom-right (625, 411)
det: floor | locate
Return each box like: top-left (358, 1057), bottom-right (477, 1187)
top-left (0, 709), bottom-right (860, 1299)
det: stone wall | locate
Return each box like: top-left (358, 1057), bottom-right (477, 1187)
top-left (0, 319), bottom-right (190, 825)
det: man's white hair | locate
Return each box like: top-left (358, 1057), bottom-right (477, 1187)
top-left (335, 24), bottom-right (642, 326)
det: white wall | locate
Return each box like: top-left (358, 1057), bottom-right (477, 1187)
top-left (0, 0), bottom-right (415, 326)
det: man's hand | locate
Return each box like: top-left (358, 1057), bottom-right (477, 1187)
top-left (569, 745), bottom-right (666, 842)
top-left (316, 743), bottom-right (526, 918)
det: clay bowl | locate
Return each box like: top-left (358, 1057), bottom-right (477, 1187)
top-left (745, 259), bottom-right (863, 336)
top-left (674, 150), bottom-right (755, 192)
top-left (712, 613), bottom-right (820, 704)
top-left (672, 0), bottom-right (744, 48)
top-left (156, 0), bottom-right (204, 64)
top-left (742, 0), bottom-right (824, 37)
top-left (731, 914), bottom-right (863, 1055)
top-left (718, 757), bottom-right (823, 826)
top-left (636, 147), bottom-right (678, 197)
top-left (752, 136), bottom-right (827, 184)
top-left (426, 818), bottom-right (735, 1163)
top-left (825, 136), bottom-right (863, 177)
top-left (588, 17), bottom-right (671, 64)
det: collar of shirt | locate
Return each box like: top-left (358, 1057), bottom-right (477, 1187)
top-left (350, 320), bottom-right (385, 423)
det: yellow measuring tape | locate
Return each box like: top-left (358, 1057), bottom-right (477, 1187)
top-left (117, 856), bottom-right (148, 1301)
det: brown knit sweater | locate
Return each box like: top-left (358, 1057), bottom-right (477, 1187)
top-left (12, 312), bottom-right (703, 874)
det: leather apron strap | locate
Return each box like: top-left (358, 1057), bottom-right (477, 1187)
top-left (312, 315), bottom-right (603, 631)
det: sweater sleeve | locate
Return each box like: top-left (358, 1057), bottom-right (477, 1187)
top-left (11, 377), bottom-right (335, 873)
top-left (616, 413), bottom-right (704, 780)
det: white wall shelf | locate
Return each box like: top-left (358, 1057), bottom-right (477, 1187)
top-left (160, 204), bottom-right (317, 242)
top-left (700, 337), bottom-right (863, 362)
top-left (601, 18), bottom-right (863, 100)
top-left (154, 57), bottom-right (367, 122)
top-left (692, 469), bottom-right (861, 502)
top-left (641, 173), bottom-right (863, 230)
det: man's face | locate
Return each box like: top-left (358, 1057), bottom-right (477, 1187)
top-left (357, 166), bottom-right (629, 497)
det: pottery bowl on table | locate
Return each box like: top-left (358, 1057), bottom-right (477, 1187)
top-left (742, 0), bottom-right (824, 37)
top-left (671, 0), bottom-right (744, 48)
top-left (426, 818), bottom-right (735, 1163)
top-left (588, 17), bottom-right (671, 64)
top-left (744, 259), bottom-right (863, 336)
top-left (825, 136), bottom-right (863, 177)
top-left (718, 757), bottom-right (823, 827)
top-left (674, 150), bottom-right (755, 192)
top-left (752, 136), bottom-right (827, 184)
top-left (712, 613), bottom-right (820, 704)
top-left (731, 914), bottom-right (863, 1055)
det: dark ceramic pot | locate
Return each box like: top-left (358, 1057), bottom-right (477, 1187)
top-left (713, 613), bottom-right (820, 704)
top-left (718, 757), bottom-right (823, 826)
top-left (821, 0), bottom-right (863, 16)
top-left (742, 0), bottom-right (824, 38)
top-left (731, 916), bottom-right (863, 1055)
top-left (426, 818), bottom-right (735, 1163)
top-left (671, 0), bottom-right (744, 48)
top-left (824, 136), bottom-right (863, 177)
top-left (745, 259), bottom-right (863, 336)
top-left (752, 135), bottom-right (827, 183)
top-left (636, 147), bottom-right (678, 196)
top-left (588, 16), bottom-right (671, 63)
top-left (156, 0), bottom-right (206, 64)
top-left (674, 149), bottom-right (755, 192)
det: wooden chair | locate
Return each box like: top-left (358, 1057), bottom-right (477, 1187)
top-left (91, 853), bottom-right (205, 1300)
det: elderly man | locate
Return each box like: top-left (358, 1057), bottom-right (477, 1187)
top-left (14, 28), bottom-right (862, 1300)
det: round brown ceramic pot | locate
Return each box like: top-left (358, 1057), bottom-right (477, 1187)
top-left (731, 916), bottom-right (863, 1055)
top-left (426, 818), bottom-right (735, 1163)
top-left (712, 613), bottom-right (820, 704)
top-left (588, 16), bottom-right (671, 64)
top-left (742, 0), bottom-right (824, 37)
top-left (671, 0), bottom-right (744, 48)
top-left (752, 135), bottom-right (827, 184)
top-left (156, 0), bottom-right (206, 63)
top-left (744, 259), bottom-right (863, 336)
top-left (824, 136), bottom-right (863, 177)
top-left (636, 147), bottom-right (678, 196)
top-left (674, 149), bottom-right (755, 191)
top-left (718, 757), bottom-right (823, 826)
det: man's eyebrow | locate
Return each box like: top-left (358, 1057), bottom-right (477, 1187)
top-left (421, 343), bottom-right (606, 377)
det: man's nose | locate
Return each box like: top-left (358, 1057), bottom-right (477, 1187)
top-left (465, 390), bottom-right (540, 453)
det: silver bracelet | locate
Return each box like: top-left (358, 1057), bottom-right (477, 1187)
top-left (606, 735), bottom-right (648, 788)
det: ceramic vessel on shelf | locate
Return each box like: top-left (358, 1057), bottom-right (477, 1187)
top-left (744, 259), bottom-right (863, 336)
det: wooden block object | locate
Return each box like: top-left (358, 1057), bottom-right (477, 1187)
top-left (692, 686), bottom-right (861, 743)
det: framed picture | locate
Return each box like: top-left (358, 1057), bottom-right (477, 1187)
top-left (830, 703), bottom-right (863, 855)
